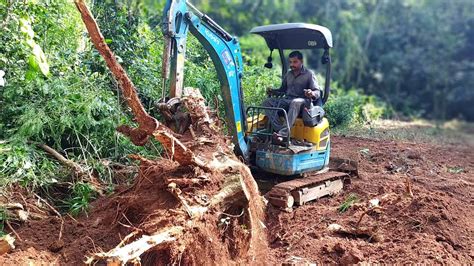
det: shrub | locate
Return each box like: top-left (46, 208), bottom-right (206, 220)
top-left (325, 82), bottom-right (386, 128)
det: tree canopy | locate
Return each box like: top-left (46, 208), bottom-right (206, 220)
top-left (194, 0), bottom-right (474, 120)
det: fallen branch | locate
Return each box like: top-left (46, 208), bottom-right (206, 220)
top-left (85, 226), bottom-right (184, 265)
top-left (328, 223), bottom-right (383, 243)
top-left (38, 144), bottom-right (86, 176)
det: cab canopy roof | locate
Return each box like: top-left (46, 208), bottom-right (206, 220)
top-left (250, 23), bottom-right (333, 50)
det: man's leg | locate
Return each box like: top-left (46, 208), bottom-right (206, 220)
top-left (263, 97), bottom-right (287, 132)
top-left (278, 98), bottom-right (305, 137)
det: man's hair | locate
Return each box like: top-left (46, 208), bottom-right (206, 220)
top-left (289, 51), bottom-right (303, 60)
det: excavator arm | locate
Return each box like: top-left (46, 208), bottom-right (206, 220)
top-left (161, 0), bottom-right (248, 159)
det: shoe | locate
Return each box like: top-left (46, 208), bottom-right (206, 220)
top-left (272, 132), bottom-right (287, 146)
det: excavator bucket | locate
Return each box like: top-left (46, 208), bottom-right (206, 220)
top-left (266, 157), bottom-right (359, 209)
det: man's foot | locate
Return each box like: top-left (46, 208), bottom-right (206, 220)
top-left (272, 132), bottom-right (287, 146)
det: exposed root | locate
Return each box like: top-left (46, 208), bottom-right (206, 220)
top-left (85, 226), bottom-right (184, 265)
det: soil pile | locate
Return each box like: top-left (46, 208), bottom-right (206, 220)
top-left (1, 135), bottom-right (472, 264)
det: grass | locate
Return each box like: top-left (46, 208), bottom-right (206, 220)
top-left (332, 119), bottom-right (474, 147)
top-left (60, 182), bottom-right (97, 216)
top-left (0, 207), bottom-right (7, 236)
top-left (338, 193), bottom-right (359, 213)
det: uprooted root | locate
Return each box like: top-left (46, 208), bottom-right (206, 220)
top-left (85, 148), bottom-right (266, 265)
top-left (83, 87), bottom-right (266, 264)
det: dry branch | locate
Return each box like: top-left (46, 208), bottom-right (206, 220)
top-left (85, 226), bottom-right (184, 265)
top-left (39, 144), bottom-right (86, 175)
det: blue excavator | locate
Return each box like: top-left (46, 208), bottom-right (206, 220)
top-left (159, 0), bottom-right (357, 208)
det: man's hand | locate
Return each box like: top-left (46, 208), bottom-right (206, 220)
top-left (266, 86), bottom-right (274, 96)
top-left (304, 89), bottom-right (321, 99)
top-left (304, 89), bottom-right (314, 98)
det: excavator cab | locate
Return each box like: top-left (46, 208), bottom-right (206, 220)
top-left (250, 23), bottom-right (333, 82)
top-left (244, 23), bottom-right (358, 208)
top-left (246, 23), bottom-right (333, 174)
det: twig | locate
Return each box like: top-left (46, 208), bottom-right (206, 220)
top-left (33, 193), bottom-right (64, 240)
top-left (5, 220), bottom-right (22, 241)
top-left (218, 209), bottom-right (244, 218)
top-left (66, 213), bottom-right (78, 223)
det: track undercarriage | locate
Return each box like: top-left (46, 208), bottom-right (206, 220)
top-left (255, 158), bottom-right (358, 209)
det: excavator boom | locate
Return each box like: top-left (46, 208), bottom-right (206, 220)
top-left (161, 0), bottom-right (249, 159)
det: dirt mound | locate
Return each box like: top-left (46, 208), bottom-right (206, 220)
top-left (1, 154), bottom-right (266, 265)
top-left (266, 136), bottom-right (473, 264)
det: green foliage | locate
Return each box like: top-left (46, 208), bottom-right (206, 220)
top-left (61, 182), bottom-right (97, 216)
top-left (325, 83), bottom-right (386, 128)
top-left (184, 35), bottom-right (221, 111)
top-left (0, 207), bottom-right (6, 236)
top-left (242, 65), bottom-right (280, 107)
top-left (338, 193), bottom-right (359, 213)
top-left (0, 0), bottom-right (158, 203)
top-left (0, 141), bottom-right (62, 189)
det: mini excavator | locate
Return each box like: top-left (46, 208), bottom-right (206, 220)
top-left (159, 0), bottom-right (357, 208)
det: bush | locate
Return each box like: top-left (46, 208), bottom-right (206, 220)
top-left (325, 83), bottom-right (386, 128)
top-left (0, 1), bottom-right (156, 201)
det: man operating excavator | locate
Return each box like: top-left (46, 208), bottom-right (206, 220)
top-left (263, 51), bottom-right (322, 145)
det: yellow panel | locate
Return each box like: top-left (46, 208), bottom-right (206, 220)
top-left (290, 118), bottom-right (330, 150)
top-left (247, 115), bottom-right (330, 150)
top-left (246, 114), bottom-right (267, 134)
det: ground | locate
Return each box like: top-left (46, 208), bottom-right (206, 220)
top-left (267, 135), bottom-right (474, 264)
top-left (0, 128), bottom-right (473, 264)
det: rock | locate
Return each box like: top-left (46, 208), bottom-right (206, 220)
top-left (48, 239), bottom-right (65, 252)
top-left (340, 247), bottom-right (364, 265)
top-left (0, 234), bottom-right (15, 255)
top-left (328, 223), bottom-right (343, 232)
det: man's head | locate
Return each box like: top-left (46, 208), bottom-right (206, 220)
top-left (289, 51), bottom-right (303, 72)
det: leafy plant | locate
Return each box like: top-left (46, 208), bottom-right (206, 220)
top-left (447, 166), bottom-right (464, 174)
top-left (338, 193), bottom-right (359, 213)
top-left (62, 182), bottom-right (97, 216)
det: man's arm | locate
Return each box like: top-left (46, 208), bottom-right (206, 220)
top-left (307, 71), bottom-right (321, 98)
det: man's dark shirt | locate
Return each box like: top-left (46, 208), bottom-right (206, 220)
top-left (276, 66), bottom-right (321, 98)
